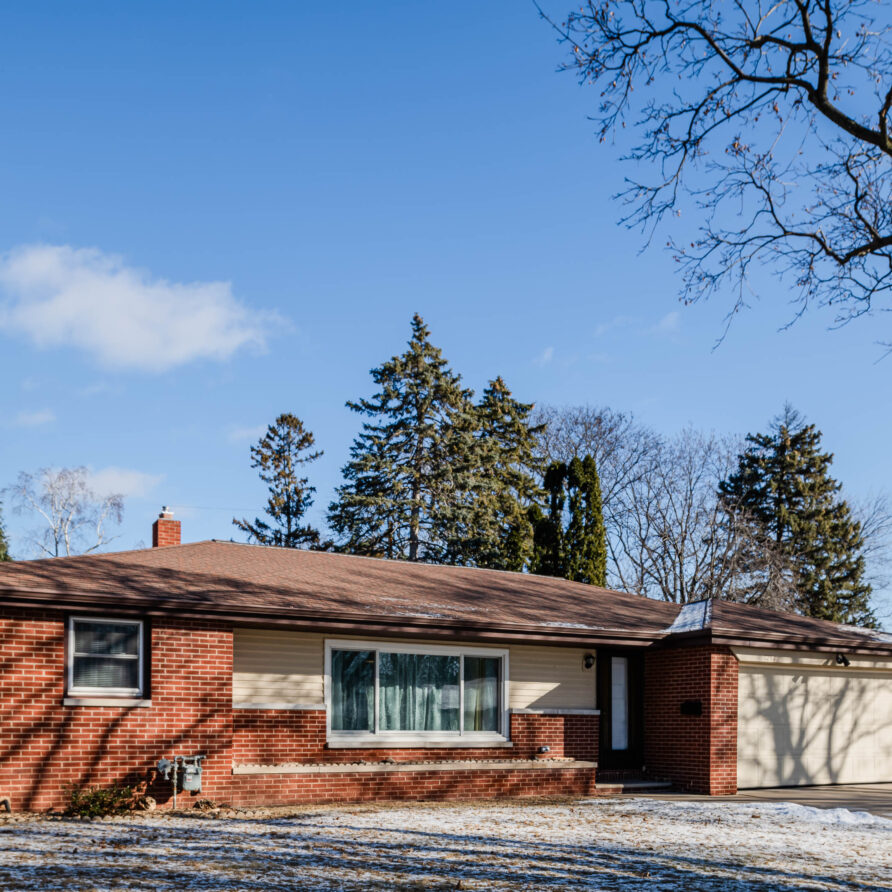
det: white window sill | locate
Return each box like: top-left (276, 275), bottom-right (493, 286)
top-left (327, 735), bottom-right (512, 749)
top-left (63, 698), bottom-right (152, 708)
top-left (232, 702), bottom-right (325, 711)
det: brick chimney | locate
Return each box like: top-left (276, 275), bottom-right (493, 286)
top-left (152, 507), bottom-right (181, 548)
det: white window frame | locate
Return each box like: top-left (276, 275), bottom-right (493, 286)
top-left (324, 639), bottom-right (510, 747)
top-left (67, 617), bottom-right (145, 698)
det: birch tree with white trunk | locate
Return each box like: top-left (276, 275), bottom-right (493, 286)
top-left (5, 467), bottom-right (124, 557)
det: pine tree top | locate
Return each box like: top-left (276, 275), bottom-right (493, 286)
top-left (719, 405), bottom-right (874, 627)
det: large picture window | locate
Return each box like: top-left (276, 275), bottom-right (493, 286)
top-left (326, 641), bottom-right (508, 743)
top-left (67, 618), bottom-right (144, 697)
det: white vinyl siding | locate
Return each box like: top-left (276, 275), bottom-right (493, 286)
top-left (508, 645), bottom-right (596, 710)
top-left (233, 629), bottom-right (323, 707)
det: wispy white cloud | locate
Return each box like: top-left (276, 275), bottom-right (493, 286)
top-left (76, 381), bottom-right (122, 398)
top-left (13, 408), bottom-right (55, 427)
top-left (594, 315), bottom-right (636, 338)
top-left (650, 311), bottom-right (681, 337)
top-left (0, 244), bottom-right (279, 372)
top-left (534, 346), bottom-right (555, 366)
top-left (87, 466), bottom-right (163, 498)
top-left (227, 424), bottom-right (267, 444)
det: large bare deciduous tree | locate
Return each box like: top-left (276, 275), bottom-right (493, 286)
top-left (609, 428), bottom-right (798, 607)
top-left (533, 404), bottom-right (659, 509)
top-left (552, 0), bottom-right (892, 329)
top-left (535, 406), bottom-right (798, 606)
top-left (4, 467), bottom-right (124, 558)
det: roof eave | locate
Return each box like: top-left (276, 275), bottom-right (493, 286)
top-left (659, 626), bottom-right (892, 655)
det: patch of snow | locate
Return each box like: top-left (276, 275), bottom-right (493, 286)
top-left (0, 797), bottom-right (888, 890)
top-left (539, 621), bottom-right (611, 630)
top-left (834, 623), bottom-right (892, 643)
top-left (587, 797), bottom-right (891, 827)
top-left (664, 599), bottom-right (712, 634)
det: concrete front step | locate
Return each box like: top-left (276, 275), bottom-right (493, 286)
top-left (594, 781), bottom-right (674, 794)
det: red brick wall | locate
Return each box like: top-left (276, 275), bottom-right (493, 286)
top-left (232, 710), bottom-right (598, 765)
top-left (0, 608), bottom-right (232, 811)
top-left (230, 765), bottom-right (599, 807)
top-left (0, 604), bottom-right (751, 806)
top-left (0, 606), bottom-right (602, 810)
top-left (643, 645), bottom-right (738, 795)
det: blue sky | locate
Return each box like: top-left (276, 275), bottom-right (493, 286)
top-left (0, 2), bottom-right (888, 615)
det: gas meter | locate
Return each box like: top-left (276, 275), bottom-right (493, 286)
top-left (155, 754), bottom-right (205, 807)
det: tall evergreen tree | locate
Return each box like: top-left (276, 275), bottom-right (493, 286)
top-left (530, 455), bottom-right (608, 585)
top-left (234, 413), bottom-right (322, 548)
top-left (565, 455), bottom-right (607, 586)
top-left (530, 462), bottom-right (569, 577)
top-left (0, 501), bottom-right (11, 562)
top-left (441, 377), bottom-right (544, 570)
top-left (328, 314), bottom-right (474, 561)
top-left (719, 406), bottom-right (875, 627)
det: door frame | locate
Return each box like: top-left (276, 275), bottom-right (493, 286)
top-left (597, 649), bottom-right (644, 770)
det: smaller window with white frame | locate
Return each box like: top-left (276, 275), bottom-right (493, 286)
top-left (67, 617), bottom-right (144, 697)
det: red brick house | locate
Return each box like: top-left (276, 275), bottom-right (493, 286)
top-left (1, 510), bottom-right (890, 811)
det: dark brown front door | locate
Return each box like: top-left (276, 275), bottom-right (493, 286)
top-left (597, 650), bottom-right (644, 770)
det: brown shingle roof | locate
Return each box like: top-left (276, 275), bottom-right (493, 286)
top-left (709, 599), bottom-right (892, 648)
top-left (1, 541), bottom-right (889, 650)
top-left (0, 540), bottom-right (679, 641)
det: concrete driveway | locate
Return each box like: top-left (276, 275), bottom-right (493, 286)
top-left (636, 782), bottom-right (892, 819)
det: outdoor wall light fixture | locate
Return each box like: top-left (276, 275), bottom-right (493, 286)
top-left (583, 654), bottom-right (595, 670)
top-left (835, 653), bottom-right (851, 667)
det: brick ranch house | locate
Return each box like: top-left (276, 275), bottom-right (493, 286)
top-left (1, 509), bottom-right (890, 811)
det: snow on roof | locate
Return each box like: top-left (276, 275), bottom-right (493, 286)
top-left (663, 599), bottom-right (712, 634)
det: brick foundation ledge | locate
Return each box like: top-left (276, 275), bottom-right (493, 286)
top-left (229, 761), bottom-right (601, 806)
top-left (233, 759), bottom-right (598, 775)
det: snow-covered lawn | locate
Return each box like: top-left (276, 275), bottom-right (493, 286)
top-left (0, 797), bottom-right (889, 891)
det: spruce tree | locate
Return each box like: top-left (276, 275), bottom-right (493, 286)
top-left (441, 377), bottom-right (544, 570)
top-left (565, 455), bottom-right (607, 586)
top-left (328, 314), bottom-right (474, 561)
top-left (0, 501), bottom-right (11, 561)
top-left (234, 413), bottom-right (322, 548)
top-left (719, 406), bottom-right (875, 627)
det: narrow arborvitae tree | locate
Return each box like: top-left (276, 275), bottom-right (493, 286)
top-left (234, 413), bottom-right (322, 548)
top-left (442, 377), bottom-right (544, 570)
top-left (530, 462), bottom-right (568, 578)
top-left (328, 314), bottom-right (474, 561)
top-left (719, 406), bottom-right (875, 627)
top-left (531, 455), bottom-right (608, 585)
top-left (0, 501), bottom-right (11, 561)
top-left (565, 455), bottom-right (607, 586)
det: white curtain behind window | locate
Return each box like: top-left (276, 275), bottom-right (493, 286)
top-left (379, 653), bottom-right (460, 731)
top-left (331, 649), bottom-right (374, 731)
top-left (463, 656), bottom-right (500, 732)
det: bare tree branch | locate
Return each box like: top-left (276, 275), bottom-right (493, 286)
top-left (549, 0), bottom-right (892, 330)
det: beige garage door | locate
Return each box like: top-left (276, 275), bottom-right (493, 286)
top-left (736, 649), bottom-right (892, 788)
